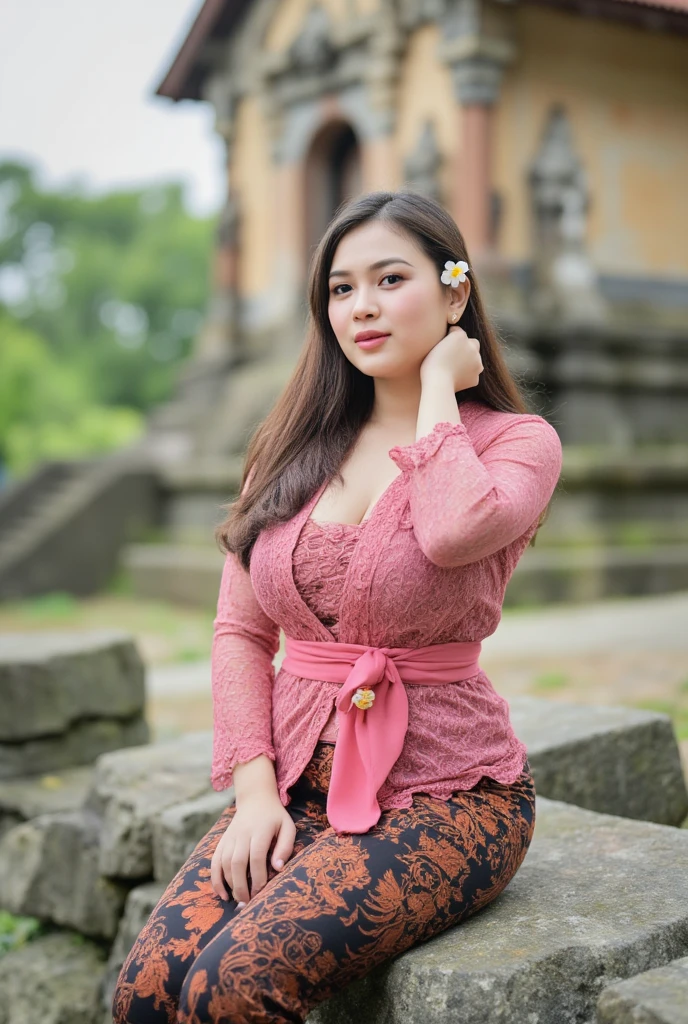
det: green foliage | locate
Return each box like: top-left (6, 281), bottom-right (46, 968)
top-left (0, 159), bottom-right (215, 477)
top-left (0, 911), bottom-right (43, 956)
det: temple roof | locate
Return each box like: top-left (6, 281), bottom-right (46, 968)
top-left (155, 0), bottom-right (688, 102)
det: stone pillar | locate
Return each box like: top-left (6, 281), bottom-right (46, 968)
top-left (193, 73), bottom-right (242, 366)
top-left (193, 188), bottom-right (241, 365)
top-left (439, 0), bottom-right (516, 260)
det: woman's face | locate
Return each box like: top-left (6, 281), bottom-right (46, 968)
top-left (327, 220), bottom-right (469, 377)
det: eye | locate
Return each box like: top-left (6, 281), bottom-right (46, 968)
top-left (330, 273), bottom-right (404, 296)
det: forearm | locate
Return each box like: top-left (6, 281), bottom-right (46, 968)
top-left (232, 753), bottom-right (280, 804)
top-left (417, 367), bottom-right (461, 440)
top-left (210, 551), bottom-right (281, 793)
top-left (389, 394), bottom-right (563, 568)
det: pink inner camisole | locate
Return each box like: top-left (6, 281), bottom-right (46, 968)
top-left (291, 517), bottom-right (364, 743)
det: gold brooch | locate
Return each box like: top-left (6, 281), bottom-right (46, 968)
top-left (351, 687), bottom-right (376, 710)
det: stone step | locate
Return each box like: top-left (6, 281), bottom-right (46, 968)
top-left (121, 540), bottom-right (688, 609)
top-left (0, 932), bottom-right (107, 1024)
top-left (0, 630), bottom-right (149, 779)
top-left (307, 798), bottom-right (688, 1024)
top-left (510, 697), bottom-right (688, 826)
top-left (596, 955), bottom-right (688, 1023)
top-left (122, 541), bottom-right (225, 607)
top-left (504, 542), bottom-right (688, 606)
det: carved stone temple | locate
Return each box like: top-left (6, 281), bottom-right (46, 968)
top-left (1, 0), bottom-right (687, 603)
top-left (150, 0), bottom-right (688, 459)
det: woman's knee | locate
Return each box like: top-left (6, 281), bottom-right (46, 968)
top-left (177, 943), bottom-right (301, 1024)
top-left (111, 929), bottom-right (190, 1024)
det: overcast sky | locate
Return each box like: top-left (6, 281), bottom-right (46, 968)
top-left (0, 0), bottom-right (225, 216)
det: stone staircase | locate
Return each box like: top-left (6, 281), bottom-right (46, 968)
top-left (2, 438), bottom-right (688, 609)
top-left (0, 452), bottom-right (160, 601)
top-left (119, 443), bottom-right (688, 610)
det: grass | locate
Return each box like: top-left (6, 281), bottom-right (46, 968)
top-left (532, 671), bottom-right (570, 691)
top-left (633, 697), bottom-right (688, 741)
top-left (0, 580), bottom-right (215, 668)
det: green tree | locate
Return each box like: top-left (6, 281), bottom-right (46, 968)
top-left (0, 309), bottom-right (142, 476)
top-left (0, 160), bottom-right (215, 411)
top-left (0, 159), bottom-right (217, 478)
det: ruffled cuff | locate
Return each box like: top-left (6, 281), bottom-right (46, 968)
top-left (388, 420), bottom-right (471, 472)
top-left (211, 744), bottom-right (276, 793)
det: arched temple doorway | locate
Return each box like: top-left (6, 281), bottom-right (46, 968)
top-left (304, 120), bottom-right (362, 266)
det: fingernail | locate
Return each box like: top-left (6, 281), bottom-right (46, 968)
top-left (236, 901), bottom-right (246, 908)
top-left (275, 859), bottom-right (284, 868)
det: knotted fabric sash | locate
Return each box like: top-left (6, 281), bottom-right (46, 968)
top-left (281, 637), bottom-right (482, 835)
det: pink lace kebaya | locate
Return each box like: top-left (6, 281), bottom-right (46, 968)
top-left (210, 400), bottom-right (563, 822)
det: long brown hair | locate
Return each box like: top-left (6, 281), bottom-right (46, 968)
top-left (216, 189), bottom-right (552, 571)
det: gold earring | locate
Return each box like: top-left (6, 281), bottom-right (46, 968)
top-left (450, 312), bottom-right (458, 323)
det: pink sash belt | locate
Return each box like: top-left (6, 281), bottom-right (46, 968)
top-left (281, 637), bottom-right (482, 835)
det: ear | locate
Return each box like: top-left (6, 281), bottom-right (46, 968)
top-left (446, 278), bottom-right (471, 323)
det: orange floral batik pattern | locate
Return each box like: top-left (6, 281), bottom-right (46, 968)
top-left (112, 743), bottom-right (535, 1024)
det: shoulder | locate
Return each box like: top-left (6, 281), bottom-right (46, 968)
top-left (459, 400), bottom-right (562, 458)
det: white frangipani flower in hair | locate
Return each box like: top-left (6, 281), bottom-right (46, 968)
top-left (440, 260), bottom-right (470, 287)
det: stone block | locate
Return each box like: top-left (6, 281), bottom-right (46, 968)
top-left (307, 797), bottom-right (688, 1024)
top-left (0, 808), bottom-right (128, 940)
top-left (0, 763), bottom-right (94, 840)
top-left (596, 955), bottom-right (688, 1023)
top-left (100, 880), bottom-right (167, 1019)
top-left (153, 788), bottom-right (234, 884)
top-left (0, 630), bottom-right (146, 741)
top-left (510, 696), bottom-right (688, 825)
top-left (0, 931), bottom-right (107, 1024)
top-left (0, 714), bottom-right (149, 780)
top-left (85, 730), bottom-right (218, 879)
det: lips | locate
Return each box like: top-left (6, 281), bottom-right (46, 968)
top-left (355, 332), bottom-right (390, 344)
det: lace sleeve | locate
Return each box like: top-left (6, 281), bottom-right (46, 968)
top-left (210, 468), bottom-right (281, 791)
top-left (388, 414), bottom-right (563, 567)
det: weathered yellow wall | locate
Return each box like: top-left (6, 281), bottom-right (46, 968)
top-left (494, 6), bottom-right (688, 276)
top-left (230, 95), bottom-right (274, 297)
top-left (234, 2), bottom-right (687, 301)
top-left (394, 22), bottom-right (460, 204)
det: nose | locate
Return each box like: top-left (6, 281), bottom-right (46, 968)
top-left (352, 285), bottom-right (379, 320)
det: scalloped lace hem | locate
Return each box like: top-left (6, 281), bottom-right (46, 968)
top-left (275, 740), bottom-right (529, 809)
top-left (377, 753), bottom-right (531, 811)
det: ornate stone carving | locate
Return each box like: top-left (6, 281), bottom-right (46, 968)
top-left (404, 120), bottom-right (443, 203)
top-left (439, 0), bottom-right (516, 105)
top-left (288, 4), bottom-right (336, 74)
top-left (528, 104), bottom-right (607, 325)
top-left (203, 72), bottom-right (238, 159)
top-left (451, 55), bottom-right (505, 105)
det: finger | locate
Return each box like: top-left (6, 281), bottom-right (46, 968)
top-left (210, 835), bottom-right (229, 901)
top-left (210, 844), bottom-right (229, 901)
top-left (272, 820), bottom-right (296, 872)
top-left (219, 839), bottom-right (235, 897)
top-left (230, 839), bottom-right (250, 905)
top-left (249, 838), bottom-right (270, 898)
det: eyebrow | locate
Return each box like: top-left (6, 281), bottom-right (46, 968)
top-left (328, 258), bottom-right (413, 279)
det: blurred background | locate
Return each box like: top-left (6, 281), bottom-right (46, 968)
top-left (1, 0), bottom-right (688, 796)
top-left (1, 0), bottom-right (688, 994)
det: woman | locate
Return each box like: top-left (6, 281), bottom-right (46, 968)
top-left (113, 189), bottom-right (563, 1023)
